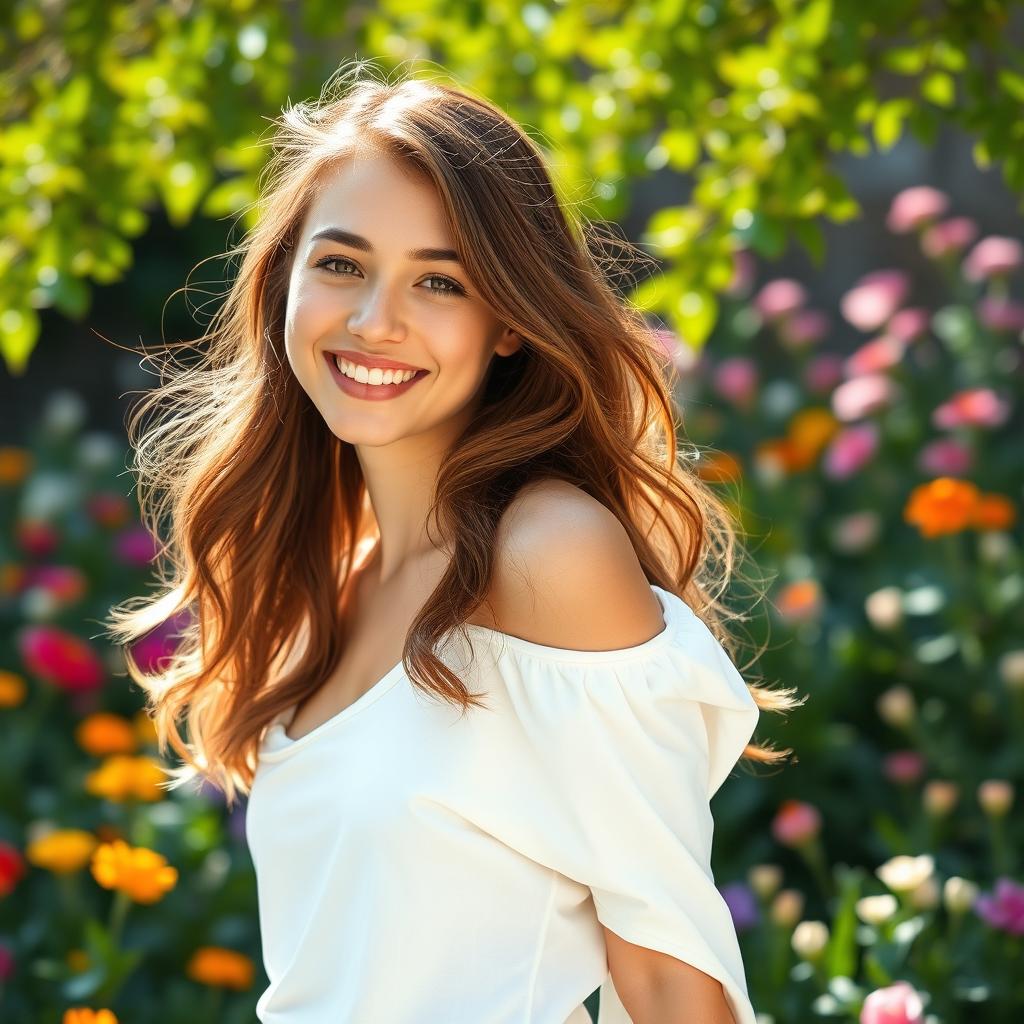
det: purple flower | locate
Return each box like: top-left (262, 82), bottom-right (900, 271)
top-left (841, 270), bottom-right (911, 332)
top-left (963, 236), bottom-right (1024, 282)
top-left (977, 296), bottom-right (1024, 333)
top-left (921, 216), bottom-right (978, 259)
top-left (720, 881), bottom-right (759, 932)
top-left (917, 438), bottom-right (973, 477)
top-left (887, 186), bottom-right (950, 234)
top-left (974, 877), bottom-right (1024, 935)
top-left (114, 523), bottom-right (160, 567)
top-left (754, 279), bottom-right (808, 321)
top-left (823, 423), bottom-right (880, 480)
top-left (804, 353), bottom-right (845, 395)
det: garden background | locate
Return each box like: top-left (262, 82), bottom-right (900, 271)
top-left (2, 2), bottom-right (1023, 1022)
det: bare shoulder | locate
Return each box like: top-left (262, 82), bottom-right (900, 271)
top-left (483, 479), bottom-right (666, 651)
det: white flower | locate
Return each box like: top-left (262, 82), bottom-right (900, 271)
top-left (855, 893), bottom-right (899, 925)
top-left (42, 388), bottom-right (88, 436)
top-left (747, 864), bottom-right (783, 900)
top-left (865, 586), bottom-right (904, 632)
top-left (908, 875), bottom-right (940, 910)
top-left (791, 920), bottom-right (829, 959)
top-left (876, 854), bottom-right (935, 893)
top-left (943, 876), bottom-right (979, 914)
top-left (877, 685), bottom-right (916, 728)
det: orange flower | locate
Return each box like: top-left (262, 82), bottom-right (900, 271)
top-left (26, 829), bottom-right (98, 875)
top-left (84, 755), bottom-right (168, 803)
top-left (66, 948), bottom-right (91, 973)
top-left (904, 478), bottom-right (981, 538)
top-left (133, 709), bottom-right (159, 746)
top-left (0, 670), bottom-right (27, 708)
top-left (776, 579), bottom-right (824, 623)
top-left (186, 946), bottom-right (255, 990)
top-left (0, 447), bottom-right (32, 485)
top-left (696, 450), bottom-right (742, 484)
top-left (787, 407), bottom-right (839, 468)
top-left (90, 839), bottom-right (178, 904)
top-left (63, 1010), bottom-right (118, 1024)
top-left (754, 438), bottom-right (804, 477)
top-left (972, 493), bottom-right (1016, 531)
top-left (76, 713), bottom-right (139, 757)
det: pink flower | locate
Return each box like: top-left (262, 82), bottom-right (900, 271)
top-left (917, 438), bottom-right (973, 476)
top-left (86, 492), bottom-right (133, 529)
top-left (831, 510), bottom-right (882, 553)
top-left (15, 520), bottom-right (60, 558)
top-left (843, 336), bottom-right (905, 378)
top-left (778, 309), bottom-right (831, 350)
top-left (712, 357), bottom-right (758, 409)
top-left (886, 186), bottom-right (950, 234)
top-left (887, 308), bottom-right (930, 343)
top-left (921, 216), bottom-right (978, 259)
top-left (860, 981), bottom-right (926, 1024)
top-left (974, 877), bottom-right (1024, 935)
top-left (841, 270), bottom-right (911, 332)
top-left (823, 423), bottom-right (880, 480)
top-left (804, 353), bottom-right (845, 395)
top-left (883, 750), bottom-right (927, 784)
top-left (16, 624), bottom-right (105, 693)
top-left (771, 800), bottom-right (822, 847)
top-left (725, 249), bottom-right (757, 298)
top-left (932, 388), bottom-right (1011, 430)
top-left (754, 279), bottom-right (808, 321)
top-left (977, 296), bottom-right (1024, 333)
top-left (832, 374), bottom-right (897, 422)
top-left (20, 565), bottom-right (88, 605)
top-left (652, 328), bottom-right (700, 374)
top-left (0, 940), bottom-right (13, 982)
top-left (963, 236), bottom-right (1024, 282)
top-left (129, 609), bottom-right (192, 676)
top-left (114, 524), bottom-right (160, 568)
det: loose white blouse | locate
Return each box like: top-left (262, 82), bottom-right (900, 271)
top-left (245, 584), bottom-right (760, 1023)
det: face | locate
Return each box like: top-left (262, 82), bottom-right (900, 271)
top-left (283, 147), bottom-right (522, 448)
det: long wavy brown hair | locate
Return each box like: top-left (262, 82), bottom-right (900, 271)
top-left (102, 61), bottom-right (804, 810)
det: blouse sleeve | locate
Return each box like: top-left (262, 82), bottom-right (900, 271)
top-left (459, 585), bottom-right (761, 1024)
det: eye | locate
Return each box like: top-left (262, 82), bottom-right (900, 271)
top-left (313, 255), bottom-right (466, 297)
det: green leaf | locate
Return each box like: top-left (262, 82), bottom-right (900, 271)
top-left (874, 98), bottom-right (912, 150)
top-left (672, 288), bottom-right (718, 349)
top-left (921, 72), bottom-right (955, 108)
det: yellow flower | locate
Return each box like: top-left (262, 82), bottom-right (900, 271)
top-left (84, 755), bottom-right (169, 802)
top-left (904, 477), bottom-right (980, 538)
top-left (90, 839), bottom-right (178, 904)
top-left (0, 446), bottom-right (32, 485)
top-left (62, 1010), bottom-right (118, 1024)
top-left (26, 829), bottom-right (98, 875)
top-left (75, 713), bottom-right (139, 757)
top-left (133, 709), bottom-right (159, 746)
top-left (186, 946), bottom-right (255, 990)
top-left (0, 670), bottom-right (27, 708)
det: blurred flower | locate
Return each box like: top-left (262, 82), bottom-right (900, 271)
top-left (823, 423), bottom-right (879, 480)
top-left (0, 941), bottom-right (13, 981)
top-left (804, 353), bottom-right (845, 394)
top-left (972, 493), bottom-right (1016, 531)
top-left (921, 216), bottom-right (978, 259)
top-left (923, 780), bottom-right (959, 817)
top-left (42, 389), bottom-right (88, 437)
top-left (791, 920), bottom-right (829, 959)
top-left (887, 307), bottom-right (931, 343)
top-left (843, 335), bottom-right (905, 378)
top-left (775, 580), bottom-right (823, 624)
top-left (113, 524), bottom-right (160, 567)
top-left (855, 893), bottom-right (899, 926)
top-left (754, 278), bottom-right (807, 321)
top-left (0, 446), bottom-right (33, 486)
top-left (712, 357), bottom-right (758, 408)
top-left (85, 755), bottom-right (168, 803)
top-left (66, 948), bottom-right (90, 973)
top-left (977, 779), bottom-right (1014, 818)
top-left (979, 531), bottom-right (1015, 564)
top-left (725, 248), bottom-right (756, 297)
top-left (652, 328), bottom-right (698, 374)
top-left (747, 863), bottom-right (783, 900)
top-left (21, 471), bottom-right (79, 520)
top-left (944, 876), bottom-right (979, 915)
top-left (997, 650), bottom-right (1024, 690)
top-left (974, 877), bottom-right (1024, 935)
top-left (134, 708), bottom-right (159, 746)
top-left (787, 408), bottom-right (839, 469)
top-left (15, 519), bottom-right (60, 557)
top-left (830, 510), bottom-right (882, 554)
top-left (19, 565), bottom-right (88, 610)
top-left (75, 713), bottom-right (139, 757)
top-left (720, 881), bottom-right (760, 932)
top-left (932, 387), bottom-right (1011, 430)
top-left (17, 624), bottom-right (105, 693)
top-left (76, 431), bottom-right (120, 471)
top-left (903, 478), bottom-right (981, 538)
top-left (832, 374), bottom-right (897, 421)
top-left (865, 588), bottom-right (904, 633)
top-left (63, 1010), bottom-right (118, 1024)
top-left (695, 451), bottom-right (743, 484)
top-left (976, 296), bottom-right (1024, 333)
top-left (908, 875), bottom-right (940, 910)
top-left (0, 669), bottom-right (27, 708)
top-left (752, 439), bottom-right (795, 485)
top-left (963, 236), bottom-right (1023, 282)
top-left (877, 685), bottom-right (915, 727)
top-left (778, 309), bottom-right (831, 350)
top-left (916, 438), bottom-right (972, 477)
top-left (840, 270), bottom-right (910, 332)
top-left (860, 980), bottom-right (926, 1024)
top-left (90, 839), bottom-right (178, 904)
top-left (128, 611), bottom-right (190, 676)
top-left (770, 888), bottom-right (805, 927)
top-left (25, 829), bottom-right (98, 875)
top-left (0, 840), bottom-right (27, 896)
top-left (883, 750), bottom-right (926, 784)
top-left (85, 492), bottom-right (133, 529)
top-left (185, 946), bottom-right (255, 990)
top-left (876, 853), bottom-right (935, 894)
top-left (772, 799), bottom-right (822, 847)
top-left (886, 185), bottom-right (949, 234)
top-left (760, 379), bottom-right (803, 420)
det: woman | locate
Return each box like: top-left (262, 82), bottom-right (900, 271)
top-left (105, 62), bottom-right (801, 1024)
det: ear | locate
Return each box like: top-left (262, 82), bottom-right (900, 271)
top-left (494, 325), bottom-right (524, 358)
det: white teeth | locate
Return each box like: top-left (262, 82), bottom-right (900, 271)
top-left (333, 355), bottom-right (418, 385)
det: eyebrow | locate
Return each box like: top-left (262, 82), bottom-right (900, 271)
top-left (307, 227), bottom-right (462, 264)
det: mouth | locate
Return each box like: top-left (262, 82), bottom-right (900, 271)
top-left (326, 351), bottom-right (428, 386)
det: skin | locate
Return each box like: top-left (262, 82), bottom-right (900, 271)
top-left (284, 145), bottom-right (523, 586)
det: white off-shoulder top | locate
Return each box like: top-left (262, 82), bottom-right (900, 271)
top-left (244, 584), bottom-right (761, 1024)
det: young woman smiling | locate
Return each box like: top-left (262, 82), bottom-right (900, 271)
top-left (105, 61), bottom-right (801, 1024)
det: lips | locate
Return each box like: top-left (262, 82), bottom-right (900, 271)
top-left (326, 349), bottom-right (425, 373)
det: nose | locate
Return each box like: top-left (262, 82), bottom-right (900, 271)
top-left (346, 279), bottom-right (407, 344)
